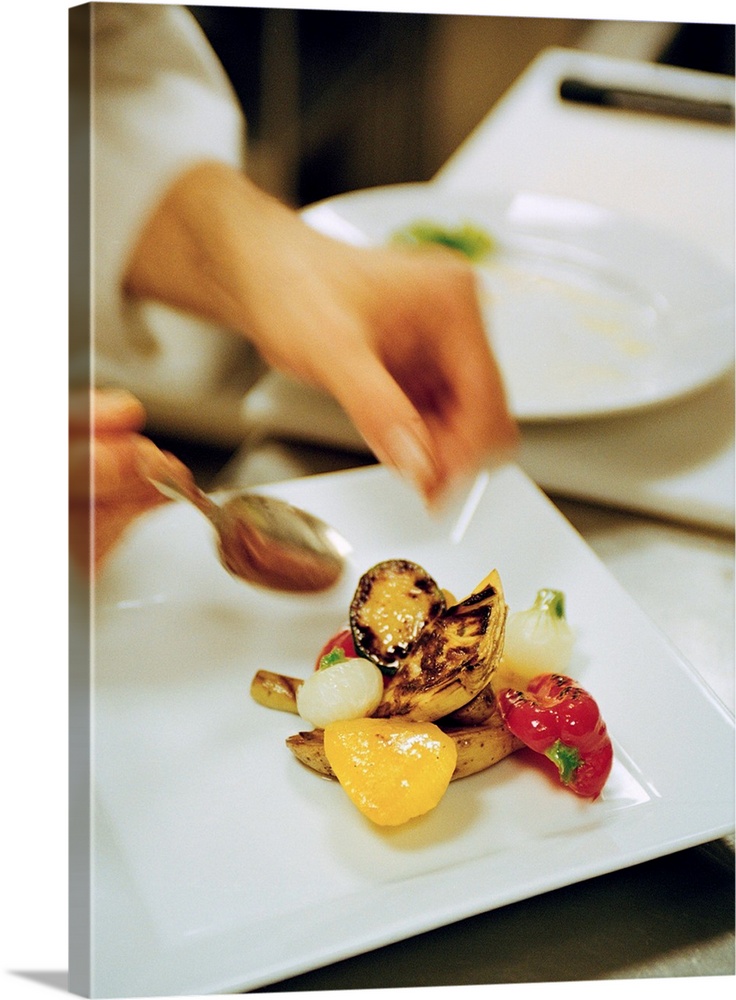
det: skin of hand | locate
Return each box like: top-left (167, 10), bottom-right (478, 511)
top-left (124, 161), bottom-right (518, 504)
top-left (69, 388), bottom-right (184, 574)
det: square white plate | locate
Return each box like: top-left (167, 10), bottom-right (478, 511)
top-left (89, 463), bottom-right (734, 997)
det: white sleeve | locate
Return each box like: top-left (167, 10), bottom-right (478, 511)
top-left (81, 3), bottom-right (264, 444)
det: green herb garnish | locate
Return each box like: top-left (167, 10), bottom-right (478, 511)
top-left (391, 220), bottom-right (496, 261)
top-left (318, 647), bottom-right (348, 670)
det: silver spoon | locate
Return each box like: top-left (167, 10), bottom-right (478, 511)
top-left (137, 446), bottom-right (349, 593)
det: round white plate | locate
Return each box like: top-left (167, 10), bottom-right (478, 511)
top-left (302, 185), bottom-right (735, 422)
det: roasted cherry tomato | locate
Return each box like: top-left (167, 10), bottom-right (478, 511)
top-left (315, 627), bottom-right (358, 670)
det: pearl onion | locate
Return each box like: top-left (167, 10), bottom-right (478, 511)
top-left (296, 658), bottom-right (384, 728)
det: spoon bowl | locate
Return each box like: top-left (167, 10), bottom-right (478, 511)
top-left (138, 445), bottom-right (348, 593)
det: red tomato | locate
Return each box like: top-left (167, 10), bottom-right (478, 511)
top-left (315, 627), bottom-right (357, 670)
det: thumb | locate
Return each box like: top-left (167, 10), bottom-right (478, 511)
top-left (326, 350), bottom-right (443, 501)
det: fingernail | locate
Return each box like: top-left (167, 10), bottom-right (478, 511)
top-left (382, 425), bottom-right (438, 495)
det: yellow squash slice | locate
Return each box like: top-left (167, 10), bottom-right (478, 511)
top-left (323, 717), bottom-right (458, 826)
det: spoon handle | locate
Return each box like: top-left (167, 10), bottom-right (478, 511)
top-left (134, 439), bottom-right (346, 592)
top-left (136, 441), bottom-right (221, 522)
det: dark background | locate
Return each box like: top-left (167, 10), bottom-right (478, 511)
top-left (151, 10), bottom-right (734, 478)
top-left (187, 8), bottom-right (735, 207)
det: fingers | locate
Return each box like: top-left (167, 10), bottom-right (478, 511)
top-left (403, 257), bottom-right (517, 479)
top-left (68, 389), bottom-right (182, 575)
top-left (320, 341), bottom-right (445, 501)
top-left (361, 258), bottom-right (516, 498)
top-left (134, 435), bottom-right (195, 486)
top-left (69, 432), bottom-right (165, 503)
top-left (309, 250), bottom-right (519, 504)
top-left (69, 433), bottom-right (174, 576)
top-left (69, 387), bottom-right (147, 434)
top-left (430, 286), bottom-right (519, 473)
top-left (69, 388), bottom-right (165, 504)
top-left (69, 389), bottom-right (153, 501)
top-left (69, 431), bottom-right (185, 507)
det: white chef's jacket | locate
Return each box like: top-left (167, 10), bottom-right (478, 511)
top-left (70, 2), bottom-right (266, 445)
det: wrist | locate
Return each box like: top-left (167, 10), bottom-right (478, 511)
top-left (123, 161), bottom-right (303, 335)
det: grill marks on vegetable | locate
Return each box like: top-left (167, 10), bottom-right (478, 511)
top-left (249, 669), bottom-right (302, 714)
top-left (373, 571), bottom-right (508, 722)
top-left (275, 561), bottom-right (518, 824)
top-left (349, 559), bottom-right (446, 674)
top-left (393, 602), bottom-right (492, 690)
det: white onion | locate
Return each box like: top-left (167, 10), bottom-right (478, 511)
top-left (493, 589), bottom-right (575, 691)
top-left (296, 658), bottom-right (384, 728)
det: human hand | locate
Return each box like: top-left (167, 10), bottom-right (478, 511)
top-left (125, 163), bottom-right (518, 503)
top-left (69, 388), bottom-right (179, 574)
top-left (253, 238), bottom-right (518, 503)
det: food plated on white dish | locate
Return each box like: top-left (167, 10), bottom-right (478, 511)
top-left (303, 185), bottom-right (735, 422)
top-left (89, 462), bottom-right (734, 997)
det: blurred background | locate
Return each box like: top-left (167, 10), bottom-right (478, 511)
top-left (188, 8), bottom-right (735, 207)
top-left (156, 8), bottom-right (733, 482)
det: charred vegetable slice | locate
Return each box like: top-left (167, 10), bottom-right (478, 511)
top-left (250, 669), bottom-right (302, 714)
top-left (373, 569), bottom-right (507, 721)
top-left (349, 559), bottom-right (445, 675)
top-left (440, 681), bottom-right (498, 726)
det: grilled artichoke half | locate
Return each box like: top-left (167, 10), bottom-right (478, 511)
top-left (372, 569), bottom-right (507, 722)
